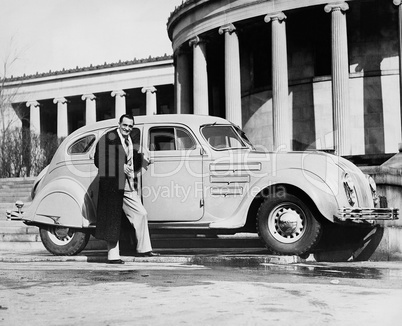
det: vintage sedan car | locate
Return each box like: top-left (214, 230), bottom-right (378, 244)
top-left (16, 114), bottom-right (398, 256)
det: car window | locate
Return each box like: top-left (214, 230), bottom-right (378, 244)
top-left (176, 128), bottom-right (196, 150)
top-left (68, 134), bottom-right (96, 154)
top-left (201, 125), bottom-right (245, 150)
top-left (235, 126), bottom-right (255, 149)
top-left (149, 127), bottom-right (196, 151)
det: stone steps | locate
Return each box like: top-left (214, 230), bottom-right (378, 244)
top-left (0, 241), bottom-right (46, 251)
top-left (0, 177), bottom-right (34, 206)
top-left (0, 219), bottom-right (106, 251)
top-left (0, 220), bottom-right (38, 234)
top-left (0, 194), bottom-right (31, 203)
top-left (0, 177), bottom-right (47, 251)
top-left (0, 177), bottom-right (36, 220)
top-left (0, 177), bottom-right (36, 187)
top-left (0, 190), bottom-right (32, 196)
top-left (1, 184), bottom-right (32, 189)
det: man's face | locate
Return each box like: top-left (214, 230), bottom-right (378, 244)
top-left (119, 117), bottom-right (134, 137)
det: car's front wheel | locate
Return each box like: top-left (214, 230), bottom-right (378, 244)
top-left (39, 226), bottom-right (90, 256)
top-left (257, 193), bottom-right (322, 255)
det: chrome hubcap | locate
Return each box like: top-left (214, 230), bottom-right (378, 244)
top-left (268, 203), bottom-right (306, 243)
top-left (48, 227), bottom-right (74, 245)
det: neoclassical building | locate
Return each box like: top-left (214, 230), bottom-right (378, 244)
top-left (168, 0), bottom-right (402, 157)
top-left (4, 0), bottom-right (402, 160)
top-left (4, 55), bottom-right (174, 138)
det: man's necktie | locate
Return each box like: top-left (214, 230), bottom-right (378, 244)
top-left (125, 137), bottom-right (132, 166)
top-left (124, 137), bottom-right (134, 190)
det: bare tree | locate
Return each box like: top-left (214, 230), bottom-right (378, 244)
top-left (0, 38), bottom-right (24, 133)
top-left (0, 39), bottom-right (28, 177)
top-left (0, 39), bottom-right (60, 177)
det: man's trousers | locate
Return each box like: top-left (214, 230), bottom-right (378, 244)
top-left (107, 190), bottom-right (152, 260)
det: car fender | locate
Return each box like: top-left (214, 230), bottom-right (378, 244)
top-left (209, 168), bottom-right (339, 229)
top-left (31, 165), bottom-right (49, 200)
top-left (24, 177), bottom-right (95, 228)
top-left (252, 168), bottom-right (339, 218)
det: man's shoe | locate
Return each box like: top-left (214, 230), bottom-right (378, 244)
top-left (136, 251), bottom-right (160, 257)
top-left (107, 259), bottom-right (125, 264)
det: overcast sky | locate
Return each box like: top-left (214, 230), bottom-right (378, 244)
top-left (0, 0), bottom-right (184, 78)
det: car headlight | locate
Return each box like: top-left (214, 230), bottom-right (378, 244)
top-left (366, 174), bottom-right (379, 206)
top-left (343, 173), bottom-right (357, 206)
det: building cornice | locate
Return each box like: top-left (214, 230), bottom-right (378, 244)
top-left (4, 54), bottom-right (173, 84)
top-left (167, 0), bottom-right (353, 52)
top-left (167, 0), bottom-right (203, 38)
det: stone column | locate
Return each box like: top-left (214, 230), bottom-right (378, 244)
top-left (53, 97), bottom-right (68, 138)
top-left (325, 2), bottom-right (351, 156)
top-left (26, 101), bottom-right (40, 134)
top-left (189, 36), bottom-right (209, 115)
top-left (219, 23), bottom-right (242, 127)
top-left (265, 12), bottom-right (291, 151)
top-left (175, 49), bottom-right (191, 114)
top-left (394, 0), bottom-right (402, 139)
top-left (111, 90), bottom-right (126, 119)
top-left (81, 94), bottom-right (96, 125)
top-left (142, 86), bottom-right (157, 115)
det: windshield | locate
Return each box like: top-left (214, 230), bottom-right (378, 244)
top-left (235, 126), bottom-right (255, 149)
top-left (201, 125), bottom-right (247, 150)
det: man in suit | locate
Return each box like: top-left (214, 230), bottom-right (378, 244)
top-left (94, 114), bottom-right (159, 264)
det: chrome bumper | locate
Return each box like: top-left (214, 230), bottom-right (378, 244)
top-left (5, 201), bottom-right (24, 221)
top-left (337, 207), bottom-right (399, 222)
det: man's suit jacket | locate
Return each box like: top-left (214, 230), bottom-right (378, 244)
top-left (94, 128), bottom-right (142, 242)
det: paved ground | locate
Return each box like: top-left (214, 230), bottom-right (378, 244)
top-left (0, 246), bottom-right (302, 265)
top-left (1, 257), bottom-right (402, 326)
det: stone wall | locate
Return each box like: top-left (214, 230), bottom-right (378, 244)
top-left (360, 151), bottom-right (402, 260)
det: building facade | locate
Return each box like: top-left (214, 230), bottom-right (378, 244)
top-left (4, 55), bottom-right (174, 138)
top-left (4, 0), bottom-right (402, 159)
top-left (168, 0), bottom-right (402, 156)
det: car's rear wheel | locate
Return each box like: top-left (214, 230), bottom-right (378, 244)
top-left (257, 193), bottom-right (322, 255)
top-left (39, 226), bottom-right (90, 256)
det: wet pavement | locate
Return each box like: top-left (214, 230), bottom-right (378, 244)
top-left (1, 256), bottom-right (402, 325)
top-left (0, 247), bottom-right (303, 265)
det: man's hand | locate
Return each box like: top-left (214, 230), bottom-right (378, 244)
top-left (142, 156), bottom-right (153, 170)
top-left (124, 163), bottom-right (134, 178)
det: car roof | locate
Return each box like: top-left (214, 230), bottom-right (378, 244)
top-left (68, 114), bottom-right (232, 138)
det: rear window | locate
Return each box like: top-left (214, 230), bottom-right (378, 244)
top-left (68, 135), bottom-right (96, 154)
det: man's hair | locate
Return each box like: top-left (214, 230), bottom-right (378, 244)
top-left (119, 114), bottom-right (135, 124)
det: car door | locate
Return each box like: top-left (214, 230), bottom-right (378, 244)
top-left (141, 124), bottom-right (204, 221)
